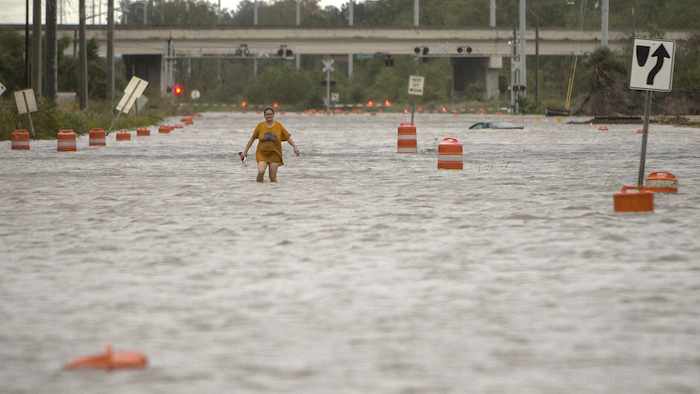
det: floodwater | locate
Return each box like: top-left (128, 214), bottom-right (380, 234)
top-left (1, 112), bottom-right (699, 394)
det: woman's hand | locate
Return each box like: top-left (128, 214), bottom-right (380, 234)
top-left (293, 146), bottom-right (300, 156)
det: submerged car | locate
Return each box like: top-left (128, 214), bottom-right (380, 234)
top-left (469, 121), bottom-right (524, 130)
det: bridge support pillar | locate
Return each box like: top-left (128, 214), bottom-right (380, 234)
top-left (123, 54), bottom-right (164, 97)
top-left (451, 56), bottom-right (502, 101)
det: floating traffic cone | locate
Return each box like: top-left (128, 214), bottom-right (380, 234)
top-left (397, 123), bottom-right (417, 153)
top-left (64, 344), bottom-right (148, 371)
top-left (437, 137), bottom-right (463, 170)
top-left (116, 130), bottom-right (131, 141)
top-left (89, 128), bottom-right (106, 147)
top-left (57, 129), bottom-right (77, 152)
top-left (613, 185), bottom-right (654, 213)
top-left (11, 129), bottom-right (30, 150)
top-left (645, 171), bottom-right (678, 193)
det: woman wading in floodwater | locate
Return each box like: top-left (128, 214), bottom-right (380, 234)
top-left (241, 107), bottom-right (300, 182)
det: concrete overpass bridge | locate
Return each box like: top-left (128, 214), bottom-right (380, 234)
top-left (1, 24), bottom-right (690, 98)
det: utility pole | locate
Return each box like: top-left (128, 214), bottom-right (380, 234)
top-left (31, 0), bottom-right (42, 97)
top-left (107, 0), bottom-right (115, 105)
top-left (296, 0), bottom-right (300, 26)
top-left (79, 0), bottom-right (88, 109)
top-left (349, 0), bottom-right (354, 26)
top-left (46, 0), bottom-right (57, 100)
top-left (25, 0), bottom-right (30, 88)
top-left (254, 1), bottom-right (258, 25)
top-left (601, 0), bottom-right (609, 48)
top-left (413, 0), bottom-right (419, 27)
top-left (489, 0), bottom-right (496, 28)
top-left (519, 0), bottom-right (527, 97)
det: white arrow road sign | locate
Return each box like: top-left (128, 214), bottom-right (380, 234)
top-left (0, 82), bottom-right (6, 97)
top-left (408, 75), bottom-right (425, 96)
top-left (630, 38), bottom-right (675, 92)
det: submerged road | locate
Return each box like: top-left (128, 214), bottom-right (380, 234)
top-left (1, 113), bottom-right (699, 393)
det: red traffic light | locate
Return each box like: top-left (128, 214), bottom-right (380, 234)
top-left (173, 83), bottom-right (184, 97)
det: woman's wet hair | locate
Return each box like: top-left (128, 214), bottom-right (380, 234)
top-left (263, 106), bottom-right (275, 115)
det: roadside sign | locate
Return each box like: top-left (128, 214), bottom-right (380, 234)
top-left (14, 89), bottom-right (38, 114)
top-left (0, 82), bottom-right (6, 97)
top-left (116, 76), bottom-right (149, 114)
top-left (331, 92), bottom-right (339, 102)
top-left (408, 75), bottom-right (425, 96)
top-left (630, 38), bottom-right (675, 92)
top-left (191, 89), bottom-right (201, 100)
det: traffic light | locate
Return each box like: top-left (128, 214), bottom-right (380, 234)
top-left (277, 46), bottom-right (294, 58)
top-left (173, 83), bottom-right (184, 97)
top-left (457, 46), bottom-right (473, 54)
top-left (414, 46), bottom-right (429, 56)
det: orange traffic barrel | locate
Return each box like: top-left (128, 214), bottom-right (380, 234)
top-left (158, 125), bottom-right (172, 134)
top-left (64, 344), bottom-right (148, 371)
top-left (646, 171), bottom-right (678, 193)
top-left (116, 130), bottom-right (131, 141)
top-left (613, 185), bottom-right (654, 213)
top-left (437, 137), bottom-right (463, 170)
top-left (397, 123), bottom-right (417, 153)
top-left (11, 129), bottom-right (30, 150)
top-left (57, 129), bottom-right (77, 152)
top-left (136, 127), bottom-right (150, 136)
top-left (89, 128), bottom-right (106, 147)
top-left (181, 116), bottom-right (193, 125)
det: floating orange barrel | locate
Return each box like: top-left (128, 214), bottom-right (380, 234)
top-left (89, 128), bottom-right (106, 146)
top-left (11, 129), bottom-right (30, 150)
top-left (437, 137), bottom-right (463, 170)
top-left (645, 171), bottom-right (678, 193)
top-left (613, 185), bottom-right (654, 213)
top-left (57, 129), bottom-right (77, 152)
top-left (397, 123), bottom-right (417, 153)
top-left (136, 127), bottom-right (150, 136)
top-left (64, 345), bottom-right (148, 371)
top-left (181, 116), bottom-right (193, 125)
top-left (158, 125), bottom-right (172, 134)
top-left (116, 130), bottom-right (131, 141)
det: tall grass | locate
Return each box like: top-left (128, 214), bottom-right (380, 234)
top-left (0, 97), bottom-right (178, 140)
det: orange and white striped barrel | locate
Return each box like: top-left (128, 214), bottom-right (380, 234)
top-left (89, 128), bottom-right (106, 146)
top-left (116, 130), bottom-right (131, 141)
top-left (437, 137), bottom-right (463, 170)
top-left (136, 127), bottom-right (150, 136)
top-left (397, 123), bottom-right (417, 153)
top-left (646, 171), bottom-right (678, 193)
top-left (158, 125), bottom-right (172, 134)
top-left (57, 129), bottom-right (77, 152)
top-left (11, 129), bottom-right (30, 150)
top-left (181, 116), bottom-right (193, 125)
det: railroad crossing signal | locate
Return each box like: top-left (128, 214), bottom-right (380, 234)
top-left (322, 58), bottom-right (335, 73)
top-left (630, 38), bottom-right (675, 92)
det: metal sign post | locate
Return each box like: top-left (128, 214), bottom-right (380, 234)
top-left (14, 89), bottom-right (38, 137)
top-left (629, 38), bottom-right (675, 187)
top-left (109, 76), bottom-right (149, 134)
top-left (408, 75), bottom-right (424, 124)
top-left (322, 58), bottom-right (334, 114)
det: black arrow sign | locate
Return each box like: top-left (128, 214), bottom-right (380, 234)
top-left (646, 44), bottom-right (670, 85)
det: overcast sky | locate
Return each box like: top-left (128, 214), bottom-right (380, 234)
top-left (0, 0), bottom-right (348, 23)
